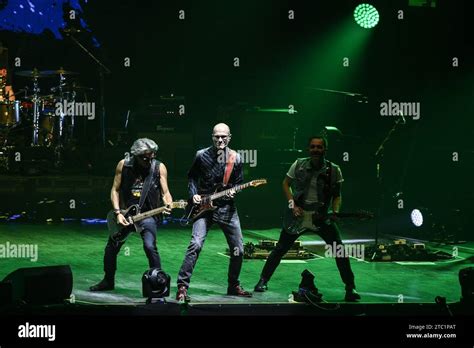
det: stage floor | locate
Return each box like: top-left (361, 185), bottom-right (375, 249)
top-left (0, 222), bottom-right (472, 307)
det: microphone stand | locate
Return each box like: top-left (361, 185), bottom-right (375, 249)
top-left (373, 116), bottom-right (405, 246)
top-left (64, 31), bottom-right (111, 147)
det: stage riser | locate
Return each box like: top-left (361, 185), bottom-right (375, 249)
top-left (0, 302), bottom-right (471, 316)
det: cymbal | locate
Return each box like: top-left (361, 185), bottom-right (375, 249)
top-left (14, 69), bottom-right (55, 78)
top-left (41, 68), bottom-right (79, 76)
top-left (65, 83), bottom-right (93, 91)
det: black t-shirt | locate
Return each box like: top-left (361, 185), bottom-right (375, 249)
top-left (120, 159), bottom-right (162, 213)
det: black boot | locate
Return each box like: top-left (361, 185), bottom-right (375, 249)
top-left (89, 278), bottom-right (114, 291)
top-left (254, 278), bottom-right (268, 292)
top-left (345, 288), bottom-right (361, 302)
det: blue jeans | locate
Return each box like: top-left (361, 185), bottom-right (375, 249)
top-left (103, 217), bottom-right (161, 281)
top-left (177, 208), bottom-right (244, 289)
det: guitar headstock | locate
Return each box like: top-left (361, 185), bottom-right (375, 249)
top-left (171, 200), bottom-right (188, 209)
top-left (250, 179), bottom-right (267, 187)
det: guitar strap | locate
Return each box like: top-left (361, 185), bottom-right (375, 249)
top-left (322, 161), bottom-right (333, 209)
top-left (222, 150), bottom-right (236, 187)
top-left (138, 159), bottom-right (157, 210)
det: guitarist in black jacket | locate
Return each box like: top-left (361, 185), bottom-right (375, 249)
top-left (254, 135), bottom-right (361, 302)
top-left (176, 123), bottom-right (252, 302)
top-left (90, 138), bottom-right (172, 291)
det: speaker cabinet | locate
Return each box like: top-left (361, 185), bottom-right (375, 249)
top-left (2, 265), bottom-right (73, 305)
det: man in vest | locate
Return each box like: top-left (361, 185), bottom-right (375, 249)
top-left (176, 123), bottom-right (252, 302)
top-left (254, 135), bottom-right (361, 302)
top-left (90, 138), bottom-right (173, 291)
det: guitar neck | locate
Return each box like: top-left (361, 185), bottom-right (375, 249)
top-left (334, 213), bottom-right (361, 218)
top-left (132, 206), bottom-right (166, 223)
top-left (210, 182), bottom-right (252, 201)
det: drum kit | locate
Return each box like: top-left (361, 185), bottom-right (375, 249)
top-left (0, 67), bottom-right (93, 148)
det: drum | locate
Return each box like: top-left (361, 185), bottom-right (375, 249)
top-left (40, 98), bottom-right (59, 146)
top-left (41, 98), bottom-right (57, 117)
top-left (20, 99), bottom-right (56, 146)
top-left (0, 100), bottom-right (20, 127)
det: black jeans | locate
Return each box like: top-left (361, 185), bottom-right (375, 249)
top-left (177, 209), bottom-right (244, 289)
top-left (103, 217), bottom-right (161, 281)
top-left (260, 221), bottom-right (356, 290)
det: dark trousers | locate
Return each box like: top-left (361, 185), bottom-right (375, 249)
top-left (103, 217), bottom-right (161, 281)
top-left (260, 222), bottom-right (356, 290)
top-left (177, 209), bottom-right (244, 289)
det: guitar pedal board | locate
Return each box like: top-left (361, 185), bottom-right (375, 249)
top-left (240, 240), bottom-right (315, 259)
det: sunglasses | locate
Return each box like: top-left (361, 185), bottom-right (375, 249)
top-left (140, 154), bottom-right (155, 162)
top-left (213, 135), bottom-right (229, 140)
top-left (310, 144), bottom-right (324, 149)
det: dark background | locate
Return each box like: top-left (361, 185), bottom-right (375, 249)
top-left (0, 0), bottom-right (472, 238)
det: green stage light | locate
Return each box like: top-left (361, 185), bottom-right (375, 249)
top-left (353, 4), bottom-right (379, 29)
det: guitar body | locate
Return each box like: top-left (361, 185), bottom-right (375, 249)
top-left (107, 201), bottom-right (188, 243)
top-left (283, 206), bottom-right (374, 235)
top-left (283, 206), bottom-right (326, 235)
top-left (185, 179), bottom-right (267, 223)
top-left (107, 204), bottom-right (140, 243)
top-left (188, 198), bottom-right (217, 221)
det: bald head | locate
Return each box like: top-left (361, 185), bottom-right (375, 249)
top-left (213, 123), bottom-right (230, 135)
top-left (212, 123), bottom-right (231, 150)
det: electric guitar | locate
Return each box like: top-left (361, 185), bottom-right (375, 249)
top-left (107, 200), bottom-right (188, 243)
top-left (185, 179), bottom-right (267, 222)
top-left (283, 205), bottom-right (374, 235)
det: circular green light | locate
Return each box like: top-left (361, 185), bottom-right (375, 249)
top-left (354, 3), bottom-right (379, 29)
